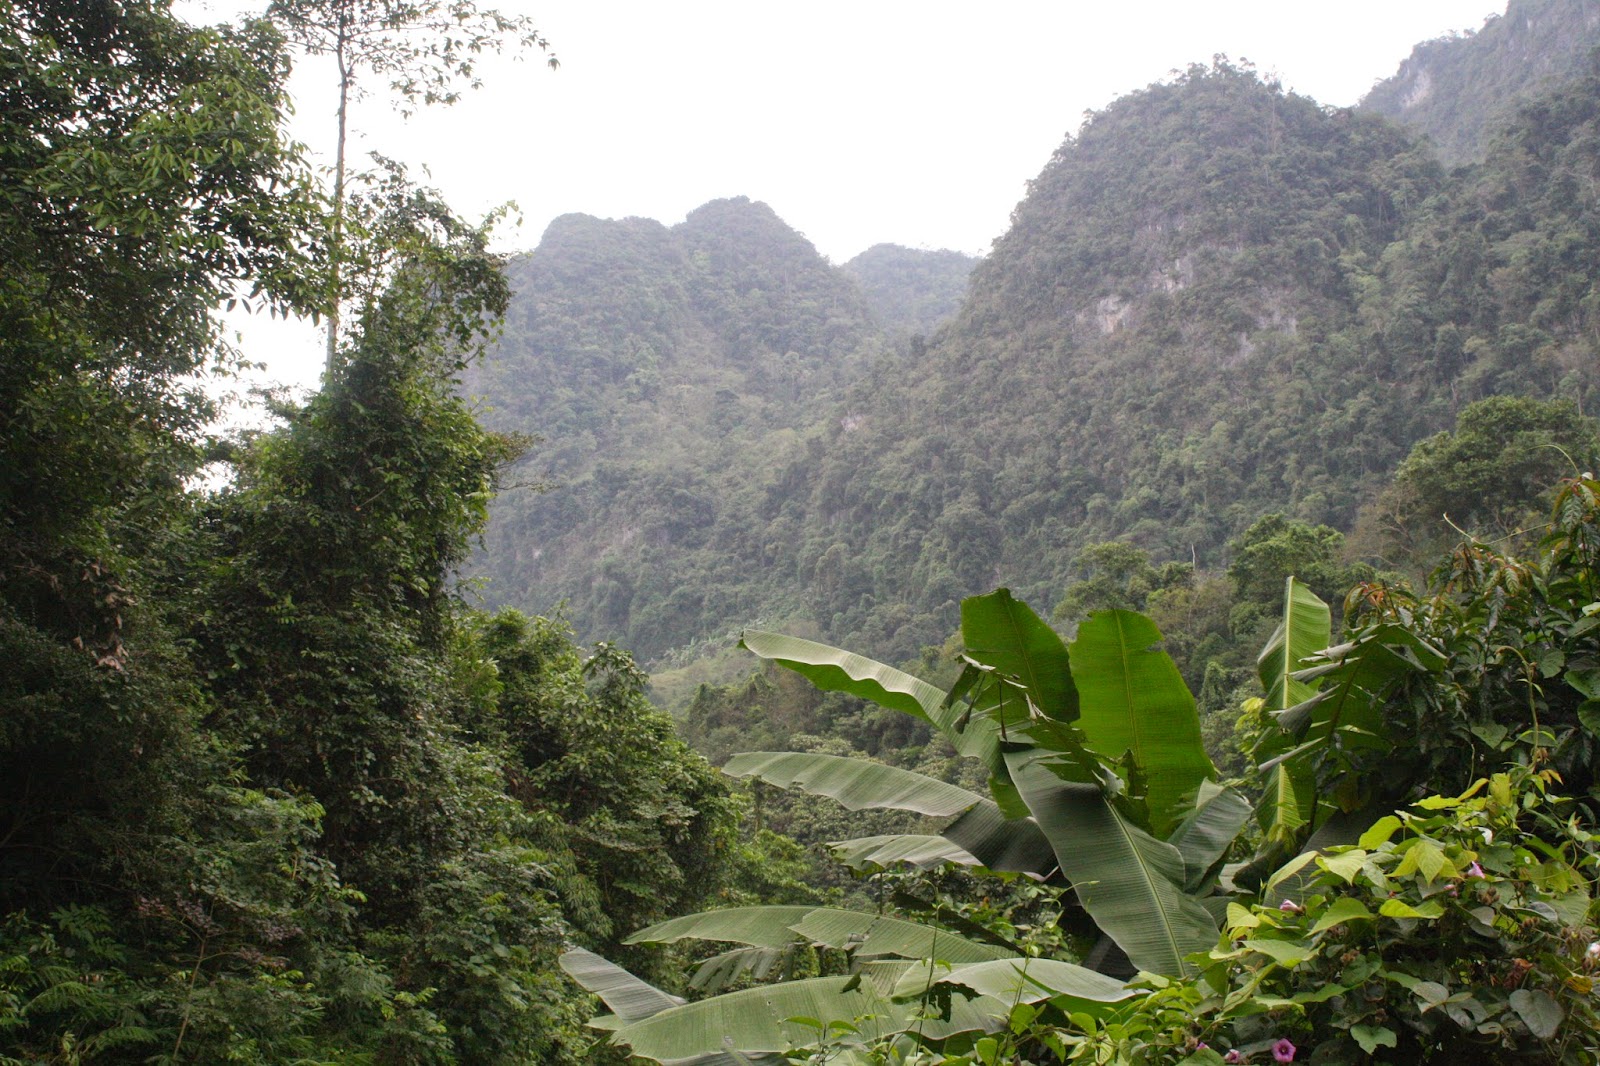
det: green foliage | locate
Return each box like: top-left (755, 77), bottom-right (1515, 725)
top-left (840, 243), bottom-right (978, 337)
top-left (1363, 395), bottom-right (1600, 562)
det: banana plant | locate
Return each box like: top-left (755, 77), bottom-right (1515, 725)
top-left (563, 584), bottom-right (1364, 1064)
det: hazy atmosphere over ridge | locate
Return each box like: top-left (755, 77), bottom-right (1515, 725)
top-left (178, 0), bottom-right (1499, 397)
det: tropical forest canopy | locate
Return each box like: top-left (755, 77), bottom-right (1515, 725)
top-left (10, 0), bottom-right (1600, 1062)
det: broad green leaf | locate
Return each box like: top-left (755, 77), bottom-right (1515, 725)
top-left (742, 630), bottom-right (1003, 772)
top-left (827, 834), bottom-right (982, 871)
top-left (1394, 839), bottom-right (1457, 883)
top-left (740, 631), bottom-right (944, 722)
top-left (788, 910), bottom-right (1013, 963)
top-left (961, 589), bottom-right (1078, 721)
top-left (560, 948), bottom-right (684, 1022)
top-left (1068, 610), bottom-right (1214, 836)
top-left (1509, 988), bottom-right (1563, 1040)
top-left (1359, 816), bottom-right (1403, 849)
top-left (626, 906), bottom-right (821, 948)
top-left (1378, 898), bottom-right (1445, 919)
top-left (609, 976), bottom-right (895, 1060)
top-left (939, 799), bottom-right (1057, 876)
top-left (1258, 762), bottom-right (1310, 845)
top-left (1243, 938), bottom-right (1317, 967)
top-left (892, 958), bottom-right (1134, 1008)
top-left (1309, 897), bottom-right (1374, 933)
top-left (1314, 848), bottom-right (1367, 885)
top-left (1167, 782), bottom-right (1253, 891)
top-left (690, 946), bottom-right (787, 993)
top-left (1350, 1025), bottom-right (1398, 1053)
top-left (1258, 577), bottom-right (1331, 714)
top-left (723, 752), bottom-right (983, 816)
top-left (1006, 747), bottom-right (1217, 976)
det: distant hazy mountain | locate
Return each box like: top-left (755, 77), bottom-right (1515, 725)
top-left (1361, 0), bottom-right (1600, 166)
top-left (841, 244), bottom-right (978, 336)
top-left (470, 40), bottom-right (1600, 674)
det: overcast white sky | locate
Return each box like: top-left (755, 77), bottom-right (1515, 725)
top-left (178, 0), bottom-right (1502, 398)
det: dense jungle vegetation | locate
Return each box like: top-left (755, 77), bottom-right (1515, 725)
top-left (10, 0), bottom-right (1600, 1062)
top-left (0, 2), bottom-right (769, 1060)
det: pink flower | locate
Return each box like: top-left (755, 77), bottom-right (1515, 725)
top-left (1272, 1038), bottom-right (1297, 1062)
top-left (1278, 899), bottom-right (1303, 913)
top-left (1466, 861), bottom-right (1485, 878)
top-left (1224, 1052), bottom-right (1243, 1064)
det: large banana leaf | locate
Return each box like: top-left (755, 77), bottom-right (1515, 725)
top-left (1257, 577), bottom-right (1330, 715)
top-left (788, 909), bottom-right (1015, 963)
top-left (1006, 747), bottom-right (1217, 976)
top-left (892, 957), bottom-right (1135, 1010)
top-left (628, 906), bottom-right (1009, 963)
top-left (608, 976), bottom-right (896, 1060)
top-left (689, 945), bottom-right (788, 993)
top-left (939, 798), bottom-right (1056, 876)
top-left (627, 906), bottom-right (821, 948)
top-left (960, 588), bottom-right (1078, 721)
top-left (740, 630), bottom-right (1002, 770)
top-left (1067, 610), bottom-right (1214, 837)
top-left (722, 752), bottom-right (983, 816)
top-left (1165, 781), bottom-right (1253, 893)
top-left (827, 834), bottom-right (982, 870)
top-left (559, 948), bottom-right (684, 1022)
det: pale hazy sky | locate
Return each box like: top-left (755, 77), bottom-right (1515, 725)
top-left (177, 0), bottom-right (1501, 398)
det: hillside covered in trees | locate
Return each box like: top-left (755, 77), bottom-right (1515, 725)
top-left (470, 0), bottom-right (1600, 676)
top-left (13, 0), bottom-right (1600, 1061)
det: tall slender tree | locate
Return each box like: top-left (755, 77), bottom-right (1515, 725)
top-left (265, 0), bottom-right (557, 375)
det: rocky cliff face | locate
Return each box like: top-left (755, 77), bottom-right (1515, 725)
top-left (1361, 0), bottom-right (1600, 166)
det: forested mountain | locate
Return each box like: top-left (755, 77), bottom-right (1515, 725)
top-left (1361, 0), bottom-right (1600, 166)
top-left (841, 243), bottom-right (978, 336)
top-left (472, 48), bottom-right (1600, 674)
top-left (466, 199), bottom-right (907, 659)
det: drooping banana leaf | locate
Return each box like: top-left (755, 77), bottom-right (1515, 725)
top-left (787, 909), bottom-right (1016, 963)
top-left (690, 945), bottom-right (789, 993)
top-left (560, 948), bottom-right (684, 1022)
top-left (1006, 747), bottom-right (1217, 976)
top-left (939, 799), bottom-right (1056, 876)
top-left (827, 834), bottom-right (982, 871)
top-left (960, 588), bottom-right (1078, 721)
top-left (607, 976), bottom-right (897, 1061)
top-left (626, 906), bottom-right (821, 948)
top-left (891, 957), bottom-right (1135, 1012)
top-left (722, 752), bottom-right (983, 816)
top-left (1067, 610), bottom-right (1215, 837)
top-left (627, 907), bottom-right (1010, 965)
top-left (1257, 577), bottom-right (1331, 715)
top-left (740, 630), bottom-right (1002, 771)
top-left (1165, 781), bottom-right (1253, 893)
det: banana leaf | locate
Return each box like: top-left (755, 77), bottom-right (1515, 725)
top-left (787, 909), bottom-right (1015, 963)
top-left (740, 630), bottom-right (1002, 771)
top-left (722, 752), bottom-right (983, 816)
top-left (626, 906), bottom-right (821, 948)
top-left (891, 957), bottom-right (1135, 1010)
top-left (1166, 781), bottom-right (1253, 892)
top-left (1006, 747), bottom-right (1217, 976)
top-left (690, 945), bottom-right (788, 992)
top-left (628, 907), bottom-right (1009, 964)
top-left (960, 588), bottom-right (1078, 721)
top-left (939, 799), bottom-right (1056, 876)
top-left (1257, 577), bottom-right (1330, 715)
top-left (827, 834), bottom-right (983, 870)
top-left (608, 976), bottom-right (896, 1061)
top-left (560, 948), bottom-right (684, 1022)
top-left (1067, 610), bottom-right (1214, 837)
